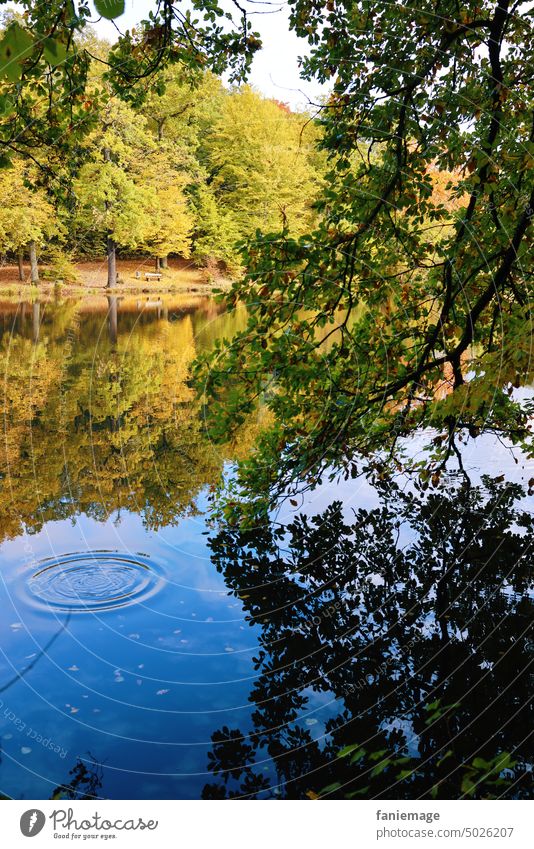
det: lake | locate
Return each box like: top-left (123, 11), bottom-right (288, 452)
top-left (0, 295), bottom-right (532, 799)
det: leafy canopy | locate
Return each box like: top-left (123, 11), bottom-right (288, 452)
top-left (195, 0), bottom-right (533, 503)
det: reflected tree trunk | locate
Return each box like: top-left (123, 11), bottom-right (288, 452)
top-left (29, 241), bottom-right (39, 284)
top-left (32, 301), bottom-right (40, 344)
top-left (107, 295), bottom-right (118, 346)
top-left (18, 251), bottom-right (25, 282)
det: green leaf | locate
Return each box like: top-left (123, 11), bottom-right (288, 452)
top-left (321, 782), bottom-right (342, 794)
top-left (396, 769), bottom-right (415, 780)
top-left (0, 23), bottom-right (34, 82)
top-left (461, 775), bottom-right (476, 796)
top-left (371, 760), bottom-right (389, 777)
top-left (94, 0), bottom-right (126, 20)
top-left (337, 743), bottom-right (364, 759)
top-left (0, 94), bottom-right (15, 118)
top-left (43, 38), bottom-right (68, 67)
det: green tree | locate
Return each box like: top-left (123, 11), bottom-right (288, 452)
top-left (73, 96), bottom-right (151, 286)
top-left (194, 0), bottom-right (534, 505)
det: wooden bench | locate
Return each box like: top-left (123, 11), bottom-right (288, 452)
top-left (144, 272), bottom-right (162, 282)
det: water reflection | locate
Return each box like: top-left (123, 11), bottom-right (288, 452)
top-left (0, 296), bottom-right (247, 541)
top-left (0, 297), bottom-right (531, 800)
top-left (204, 474), bottom-right (533, 799)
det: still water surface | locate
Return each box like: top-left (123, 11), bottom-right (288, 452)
top-left (0, 296), bottom-right (532, 799)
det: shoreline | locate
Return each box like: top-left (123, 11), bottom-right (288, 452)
top-left (0, 259), bottom-right (233, 300)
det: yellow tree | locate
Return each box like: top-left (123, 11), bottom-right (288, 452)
top-left (203, 87), bottom-right (322, 243)
top-left (0, 159), bottom-right (60, 282)
top-left (133, 146), bottom-right (193, 271)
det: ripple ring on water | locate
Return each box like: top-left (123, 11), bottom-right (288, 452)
top-left (26, 551), bottom-right (165, 613)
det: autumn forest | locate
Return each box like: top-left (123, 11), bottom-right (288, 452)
top-left (0, 0), bottom-right (531, 810)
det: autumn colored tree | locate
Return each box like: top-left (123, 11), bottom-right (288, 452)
top-left (199, 86), bottom-right (322, 248)
top-left (0, 158), bottom-right (60, 282)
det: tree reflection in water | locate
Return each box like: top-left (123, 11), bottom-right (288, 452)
top-left (203, 474), bottom-right (533, 799)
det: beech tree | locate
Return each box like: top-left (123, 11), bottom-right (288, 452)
top-left (200, 86), bottom-right (322, 243)
top-left (73, 97), bottom-right (151, 286)
top-left (135, 146), bottom-right (193, 269)
top-left (0, 158), bottom-right (60, 282)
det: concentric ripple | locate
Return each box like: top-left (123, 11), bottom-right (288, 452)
top-left (26, 551), bottom-right (165, 613)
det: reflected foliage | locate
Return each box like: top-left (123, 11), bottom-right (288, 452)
top-left (0, 297), bottom-right (250, 542)
top-left (203, 474), bottom-right (533, 799)
top-left (50, 754), bottom-right (104, 801)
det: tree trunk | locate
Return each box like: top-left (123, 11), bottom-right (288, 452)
top-left (103, 146), bottom-right (117, 289)
top-left (161, 255), bottom-right (168, 269)
top-left (107, 295), bottom-right (118, 345)
top-left (18, 250), bottom-right (25, 282)
top-left (107, 234), bottom-right (117, 289)
top-left (29, 241), bottom-right (39, 284)
top-left (155, 256), bottom-right (161, 272)
top-left (32, 301), bottom-right (40, 344)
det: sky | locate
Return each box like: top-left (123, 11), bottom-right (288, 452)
top-left (88, 0), bottom-right (329, 110)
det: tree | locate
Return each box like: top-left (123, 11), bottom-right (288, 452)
top-left (133, 145), bottom-right (193, 270)
top-left (202, 474), bottom-right (533, 799)
top-left (137, 71), bottom-right (225, 268)
top-left (194, 0), bottom-right (533, 505)
top-left (73, 96), bottom-right (151, 286)
top-left (199, 86), bottom-right (322, 248)
top-left (0, 1), bottom-right (531, 506)
top-left (0, 158), bottom-right (60, 282)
